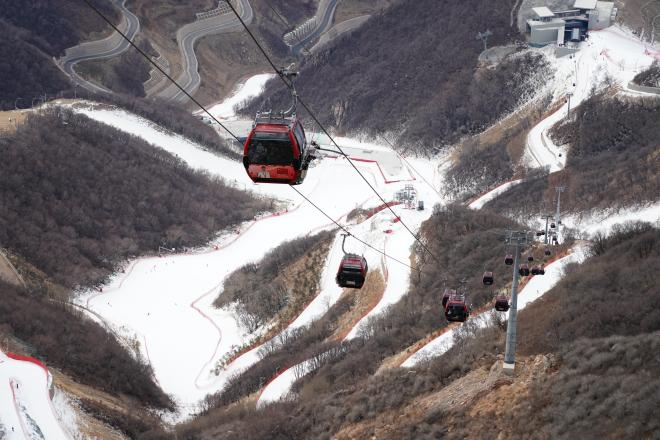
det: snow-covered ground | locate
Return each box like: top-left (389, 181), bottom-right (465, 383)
top-left (206, 73), bottom-right (274, 120)
top-left (0, 351), bottom-right (74, 439)
top-left (562, 202), bottom-right (660, 236)
top-left (67, 86), bottom-right (444, 417)
top-left (468, 180), bottom-right (523, 210)
top-left (401, 245), bottom-right (588, 367)
top-left (524, 26), bottom-right (659, 172)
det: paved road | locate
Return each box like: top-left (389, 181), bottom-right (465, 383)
top-left (287, 0), bottom-right (340, 55)
top-left (309, 14), bottom-right (371, 53)
top-left (57, 0), bottom-right (140, 94)
top-left (155, 0), bottom-right (254, 103)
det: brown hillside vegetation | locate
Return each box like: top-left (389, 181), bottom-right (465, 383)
top-left (517, 222), bottom-right (660, 354)
top-left (485, 92), bottom-right (660, 218)
top-left (633, 61), bottom-right (660, 88)
top-left (241, 0), bottom-right (548, 151)
top-left (444, 86), bottom-right (556, 201)
top-left (0, 110), bottom-right (266, 288)
top-left (214, 230), bottom-right (335, 332)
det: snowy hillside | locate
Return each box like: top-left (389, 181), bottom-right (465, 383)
top-left (67, 93), bottom-right (445, 418)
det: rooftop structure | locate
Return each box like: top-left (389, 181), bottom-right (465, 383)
top-left (573, 0), bottom-right (597, 10)
top-left (532, 6), bottom-right (555, 19)
top-left (526, 0), bottom-right (616, 47)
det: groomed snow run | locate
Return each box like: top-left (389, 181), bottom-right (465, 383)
top-left (0, 351), bottom-right (72, 439)
top-left (206, 73), bottom-right (274, 120)
top-left (468, 179), bottom-right (523, 210)
top-left (523, 25), bottom-right (659, 172)
top-left (562, 202), bottom-right (660, 236)
top-left (401, 245), bottom-right (587, 367)
top-left (67, 84), bottom-right (445, 418)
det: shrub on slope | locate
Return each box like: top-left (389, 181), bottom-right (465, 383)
top-left (0, 110), bottom-right (267, 288)
top-left (0, 22), bottom-right (71, 107)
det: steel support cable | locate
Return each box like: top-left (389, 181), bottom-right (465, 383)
top-left (289, 186), bottom-right (420, 273)
top-left (81, 0), bottom-right (424, 274)
top-left (222, 1), bottom-right (441, 265)
top-left (81, 0), bottom-right (242, 144)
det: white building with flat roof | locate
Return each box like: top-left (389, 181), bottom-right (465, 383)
top-left (526, 0), bottom-right (616, 46)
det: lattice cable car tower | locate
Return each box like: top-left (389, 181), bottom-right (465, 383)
top-left (502, 230), bottom-right (534, 375)
top-left (476, 29), bottom-right (493, 51)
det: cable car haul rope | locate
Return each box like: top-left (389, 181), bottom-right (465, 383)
top-left (80, 0), bottom-right (437, 273)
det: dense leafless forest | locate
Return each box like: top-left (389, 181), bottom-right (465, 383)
top-left (0, 0), bottom-right (117, 105)
top-left (0, 110), bottom-right (267, 288)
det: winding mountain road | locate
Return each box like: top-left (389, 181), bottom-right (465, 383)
top-left (155, 0), bottom-right (254, 102)
top-left (286, 0), bottom-right (340, 55)
top-left (57, 0), bottom-right (139, 94)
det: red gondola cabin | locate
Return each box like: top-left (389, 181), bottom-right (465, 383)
top-left (494, 295), bottom-right (510, 312)
top-left (482, 271), bottom-right (494, 286)
top-left (519, 264), bottom-right (530, 276)
top-left (504, 254), bottom-right (514, 265)
top-left (445, 293), bottom-right (469, 322)
top-left (336, 254), bottom-right (368, 289)
top-left (243, 114), bottom-right (311, 185)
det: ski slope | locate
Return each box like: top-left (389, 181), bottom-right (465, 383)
top-left (562, 202), bottom-right (660, 236)
top-left (468, 179), bottom-right (523, 210)
top-left (206, 73), bottom-right (274, 120)
top-left (0, 351), bottom-right (71, 439)
top-left (68, 85), bottom-right (444, 417)
top-left (524, 25), bottom-right (659, 172)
